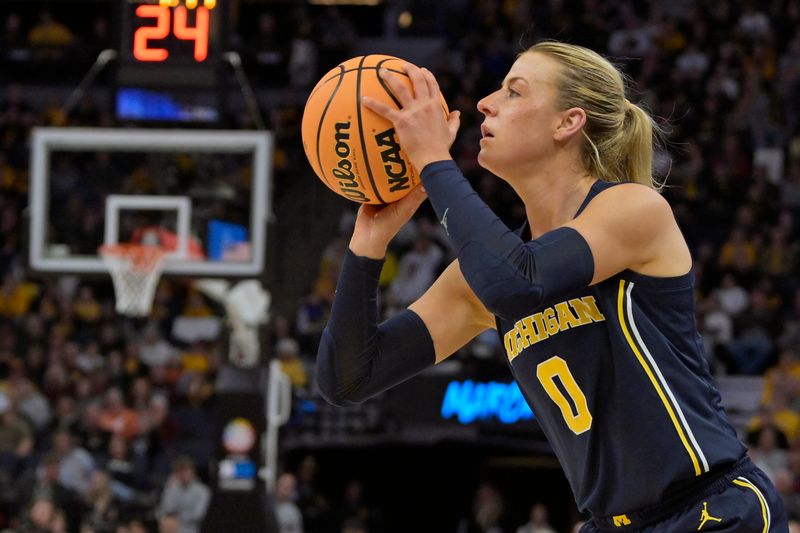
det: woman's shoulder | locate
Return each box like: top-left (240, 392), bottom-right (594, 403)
top-left (567, 180), bottom-right (690, 280)
top-left (595, 180), bottom-right (666, 200)
top-left (578, 181), bottom-right (673, 227)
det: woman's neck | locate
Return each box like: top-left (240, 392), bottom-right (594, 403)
top-left (513, 161), bottom-right (596, 239)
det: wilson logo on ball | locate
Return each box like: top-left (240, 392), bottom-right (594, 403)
top-left (332, 121), bottom-right (370, 203)
top-left (301, 54), bottom-right (448, 204)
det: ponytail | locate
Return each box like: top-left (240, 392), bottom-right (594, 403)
top-left (621, 101), bottom-right (660, 189)
top-left (528, 41), bottom-right (664, 190)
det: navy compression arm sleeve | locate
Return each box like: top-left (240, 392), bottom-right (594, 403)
top-left (316, 249), bottom-right (436, 407)
top-left (421, 160), bottom-right (595, 318)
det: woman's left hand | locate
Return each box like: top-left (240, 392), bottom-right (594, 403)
top-left (362, 63), bottom-right (460, 173)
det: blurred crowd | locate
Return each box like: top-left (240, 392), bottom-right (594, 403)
top-left (2, 0), bottom-right (800, 532)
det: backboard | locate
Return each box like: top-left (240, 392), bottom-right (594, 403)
top-left (29, 127), bottom-right (272, 277)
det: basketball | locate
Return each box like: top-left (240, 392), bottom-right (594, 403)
top-left (301, 55), bottom-right (449, 204)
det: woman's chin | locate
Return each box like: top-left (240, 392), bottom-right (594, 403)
top-left (476, 151), bottom-right (490, 169)
top-left (477, 151), bottom-right (498, 174)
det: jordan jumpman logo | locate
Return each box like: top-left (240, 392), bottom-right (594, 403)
top-left (697, 502), bottom-right (722, 530)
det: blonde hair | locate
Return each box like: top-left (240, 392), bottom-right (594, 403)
top-left (528, 41), bottom-right (662, 189)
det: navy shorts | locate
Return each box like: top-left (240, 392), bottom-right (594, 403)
top-left (582, 457), bottom-right (788, 532)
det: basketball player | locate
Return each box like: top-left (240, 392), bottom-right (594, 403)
top-left (317, 42), bottom-right (788, 532)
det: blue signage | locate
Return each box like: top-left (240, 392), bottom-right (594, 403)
top-left (440, 380), bottom-right (535, 424)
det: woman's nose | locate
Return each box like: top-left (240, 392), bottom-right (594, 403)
top-left (477, 93), bottom-right (495, 116)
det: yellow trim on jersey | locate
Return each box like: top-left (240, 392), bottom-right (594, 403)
top-left (733, 477), bottom-right (769, 533)
top-left (616, 280), bottom-right (702, 476)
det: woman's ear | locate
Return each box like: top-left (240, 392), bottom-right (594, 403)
top-left (554, 107), bottom-right (587, 142)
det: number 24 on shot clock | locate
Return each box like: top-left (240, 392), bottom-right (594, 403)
top-left (126, 0), bottom-right (219, 63)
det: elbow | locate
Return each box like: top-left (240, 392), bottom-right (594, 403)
top-left (464, 271), bottom-right (545, 319)
top-left (459, 243), bottom-right (545, 318)
top-left (315, 333), bottom-right (362, 407)
top-left (316, 383), bottom-right (357, 408)
top-left (485, 287), bottom-right (545, 319)
top-left (315, 360), bottom-right (375, 407)
top-left (317, 372), bottom-right (354, 407)
top-left (316, 373), bottom-right (368, 407)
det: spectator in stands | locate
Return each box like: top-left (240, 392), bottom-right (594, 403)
top-left (337, 479), bottom-right (382, 533)
top-left (457, 482), bottom-right (507, 533)
top-left (712, 273), bottom-right (749, 319)
top-left (53, 395), bottom-right (79, 435)
top-left (180, 291), bottom-right (212, 318)
top-left (287, 17), bottom-right (318, 89)
top-left (103, 434), bottom-right (144, 499)
top-left (98, 387), bottom-right (139, 441)
top-left (0, 391), bottom-right (34, 475)
top-left (130, 376), bottom-right (152, 414)
top-left (296, 288), bottom-right (329, 354)
top-left (27, 9), bottom-right (75, 57)
top-left (749, 425), bottom-right (789, 481)
top-left (698, 296), bottom-right (733, 372)
top-left (677, 40), bottom-right (712, 81)
top-left (315, 236), bottom-right (348, 303)
top-left (82, 15), bottom-right (111, 62)
top-left (515, 502), bottom-right (556, 533)
top-left (10, 376), bottom-right (52, 435)
top-left (317, 7), bottom-right (356, 75)
top-left (16, 496), bottom-right (66, 533)
top-left (761, 348), bottom-right (800, 407)
top-left (251, 12), bottom-right (288, 87)
top-left (718, 226), bottom-right (758, 276)
top-left (737, 1), bottom-right (771, 40)
top-left (156, 456), bottom-right (210, 533)
top-left (761, 227), bottom-right (798, 279)
top-left (1, 13), bottom-right (30, 65)
top-left (73, 286), bottom-right (102, 328)
top-left (76, 400), bottom-right (108, 458)
top-left (774, 468), bottom-right (800, 521)
top-left (294, 455), bottom-right (335, 533)
top-left (275, 472), bottom-right (304, 533)
top-left (76, 341), bottom-right (104, 374)
top-left (138, 325), bottom-right (177, 368)
top-left (139, 392), bottom-right (174, 482)
top-left (0, 273), bottom-right (39, 318)
top-left (17, 452), bottom-right (80, 531)
top-left (159, 514), bottom-right (181, 533)
top-left (607, 10), bottom-right (653, 59)
top-left (80, 469), bottom-right (121, 532)
top-left (749, 399), bottom-right (799, 450)
top-left (176, 366), bottom-right (214, 408)
top-left (275, 338), bottom-right (308, 393)
top-left (387, 235), bottom-right (444, 307)
top-left (51, 428), bottom-right (94, 497)
top-left (729, 288), bottom-right (777, 374)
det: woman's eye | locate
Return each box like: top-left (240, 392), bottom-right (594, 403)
top-left (507, 88), bottom-right (519, 97)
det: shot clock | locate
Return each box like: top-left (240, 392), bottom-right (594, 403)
top-left (117, 0), bottom-right (225, 90)
top-left (116, 0), bottom-right (228, 122)
top-left (131, 3), bottom-right (210, 62)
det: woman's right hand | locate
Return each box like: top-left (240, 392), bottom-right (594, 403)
top-left (348, 185), bottom-right (428, 259)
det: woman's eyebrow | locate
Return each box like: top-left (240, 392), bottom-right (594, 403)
top-left (500, 76), bottom-right (528, 88)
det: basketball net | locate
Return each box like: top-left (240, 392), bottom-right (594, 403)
top-left (100, 244), bottom-right (166, 317)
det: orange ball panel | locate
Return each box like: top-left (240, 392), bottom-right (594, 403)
top-left (301, 55), bottom-right (448, 204)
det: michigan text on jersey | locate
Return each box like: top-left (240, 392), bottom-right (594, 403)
top-left (503, 296), bottom-right (606, 361)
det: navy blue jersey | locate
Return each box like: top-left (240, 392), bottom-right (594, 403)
top-left (495, 180), bottom-right (746, 518)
